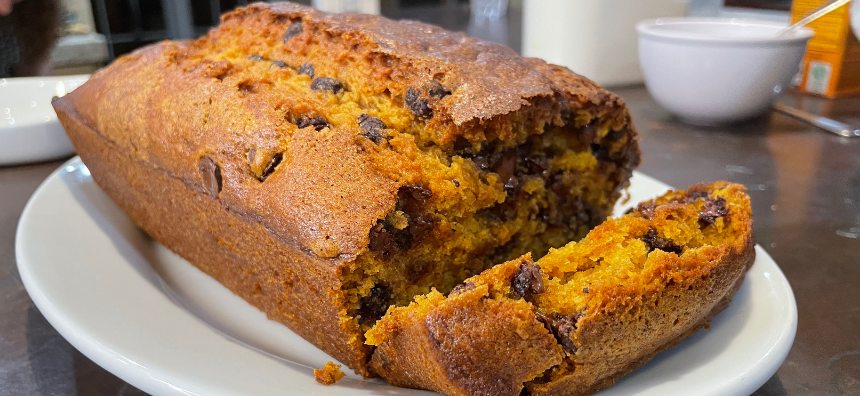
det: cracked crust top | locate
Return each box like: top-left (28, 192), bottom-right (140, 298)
top-left (54, 1), bottom-right (634, 264)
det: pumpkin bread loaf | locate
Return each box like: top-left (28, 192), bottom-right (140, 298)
top-left (366, 182), bottom-right (755, 396)
top-left (52, 2), bottom-right (640, 376)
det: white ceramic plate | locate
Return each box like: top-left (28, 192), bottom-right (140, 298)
top-left (0, 75), bottom-right (88, 166)
top-left (16, 157), bottom-right (797, 396)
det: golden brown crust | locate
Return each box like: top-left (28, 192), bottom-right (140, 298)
top-left (53, 98), bottom-right (374, 375)
top-left (228, 3), bottom-right (617, 127)
top-left (367, 182), bottom-right (755, 395)
top-left (61, 1), bottom-right (635, 261)
top-left (530, 242), bottom-right (754, 396)
top-left (528, 241), bottom-right (755, 396)
top-left (369, 270), bottom-right (564, 396)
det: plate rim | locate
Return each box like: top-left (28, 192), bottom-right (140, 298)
top-left (16, 157), bottom-right (798, 396)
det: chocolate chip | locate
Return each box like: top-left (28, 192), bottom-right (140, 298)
top-left (582, 287), bottom-right (589, 293)
top-left (636, 202), bottom-right (657, 220)
top-left (405, 87), bottom-right (432, 118)
top-left (259, 153), bottom-right (283, 181)
top-left (511, 260), bottom-right (545, 299)
top-left (247, 148), bottom-right (283, 182)
top-left (524, 155), bottom-right (549, 177)
top-left (358, 114), bottom-right (387, 144)
top-left (368, 220), bottom-right (396, 259)
top-left (494, 149), bottom-right (519, 195)
top-left (473, 150), bottom-right (505, 173)
top-left (296, 115), bottom-right (330, 131)
top-left (642, 228), bottom-right (683, 254)
top-left (247, 54), bottom-right (266, 61)
top-left (298, 62), bottom-right (315, 78)
top-left (408, 214), bottom-right (435, 244)
top-left (504, 177), bottom-right (520, 194)
top-left (451, 282), bottom-right (476, 295)
top-left (397, 185), bottom-right (432, 214)
top-left (535, 310), bottom-right (584, 355)
top-left (453, 137), bottom-right (477, 158)
top-left (310, 77), bottom-right (344, 94)
top-left (591, 143), bottom-right (611, 162)
top-left (698, 197), bottom-right (729, 227)
top-left (198, 156), bottom-right (222, 198)
top-left (473, 155), bottom-right (491, 171)
top-left (452, 180), bottom-right (460, 187)
top-left (283, 22), bottom-right (303, 43)
top-left (428, 80), bottom-right (451, 99)
top-left (368, 186), bottom-right (435, 259)
top-left (271, 60), bottom-right (288, 69)
top-left (687, 190), bottom-right (710, 200)
top-left (606, 127), bottom-right (628, 141)
top-left (578, 121), bottom-right (598, 147)
top-left (357, 285), bottom-right (392, 325)
top-left (368, 214), bottom-right (434, 259)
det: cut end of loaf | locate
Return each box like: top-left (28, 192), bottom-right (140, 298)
top-left (366, 182), bottom-right (754, 396)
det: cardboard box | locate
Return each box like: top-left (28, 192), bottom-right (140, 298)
top-left (791, 0), bottom-right (860, 97)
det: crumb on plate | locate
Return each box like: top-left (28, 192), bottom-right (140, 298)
top-left (314, 361), bottom-right (345, 385)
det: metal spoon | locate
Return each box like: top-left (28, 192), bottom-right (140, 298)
top-left (773, 103), bottom-right (860, 138)
top-left (779, 0), bottom-right (853, 37)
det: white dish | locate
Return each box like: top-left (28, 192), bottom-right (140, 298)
top-left (17, 157), bottom-right (797, 396)
top-left (637, 18), bottom-right (813, 125)
top-left (0, 75), bottom-right (88, 166)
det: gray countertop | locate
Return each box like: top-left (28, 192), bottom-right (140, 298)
top-left (2, 6), bottom-right (859, 396)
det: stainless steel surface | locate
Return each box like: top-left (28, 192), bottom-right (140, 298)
top-left (774, 102), bottom-right (860, 137)
top-left (1, 4), bottom-right (859, 396)
top-left (779, 0), bottom-right (851, 36)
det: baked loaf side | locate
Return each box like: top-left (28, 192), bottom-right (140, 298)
top-left (53, 2), bottom-right (639, 376)
top-left (366, 182), bottom-right (755, 395)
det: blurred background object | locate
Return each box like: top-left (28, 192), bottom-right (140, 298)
top-left (853, 0), bottom-right (860, 41)
top-left (0, 0), bottom-right (109, 77)
top-left (470, 0), bottom-right (505, 22)
top-left (522, 0), bottom-right (689, 87)
top-left (699, 0), bottom-right (792, 19)
top-left (0, 74), bottom-right (87, 165)
top-left (790, 0), bottom-right (860, 98)
top-left (467, 0), bottom-right (508, 45)
top-left (0, 0), bottom-right (61, 77)
top-left (51, 0), bottom-right (108, 75)
top-left (312, 0), bottom-right (380, 14)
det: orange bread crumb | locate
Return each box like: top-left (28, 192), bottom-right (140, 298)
top-left (314, 361), bottom-right (345, 385)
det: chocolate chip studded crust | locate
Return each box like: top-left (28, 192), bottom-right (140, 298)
top-left (53, 2), bottom-right (639, 377)
top-left (366, 182), bottom-right (755, 396)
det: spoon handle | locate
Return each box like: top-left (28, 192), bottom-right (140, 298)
top-left (780, 0), bottom-right (853, 36)
top-left (773, 103), bottom-right (860, 138)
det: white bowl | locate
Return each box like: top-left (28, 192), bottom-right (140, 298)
top-left (852, 0), bottom-right (860, 43)
top-left (0, 75), bottom-right (89, 166)
top-left (636, 18), bottom-right (813, 125)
